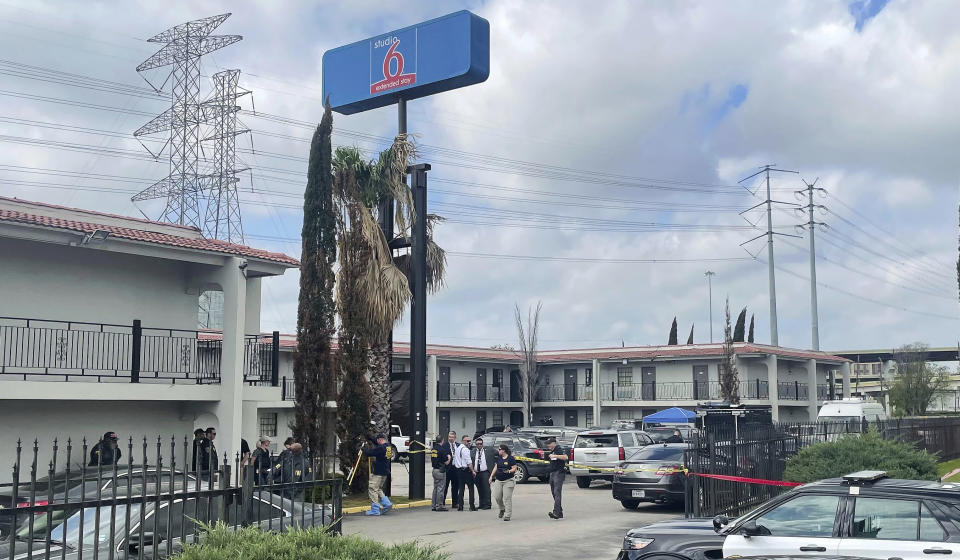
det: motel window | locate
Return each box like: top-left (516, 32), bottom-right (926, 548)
top-left (584, 410), bottom-right (594, 427)
top-left (259, 413), bottom-right (278, 438)
top-left (585, 368), bottom-right (593, 386)
top-left (618, 409), bottom-right (635, 420)
top-left (617, 367), bottom-right (633, 385)
top-left (392, 361), bottom-right (406, 373)
top-left (492, 410), bottom-right (503, 426)
top-left (493, 369), bottom-right (503, 387)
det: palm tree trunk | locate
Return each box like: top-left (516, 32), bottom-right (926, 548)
top-left (368, 338), bottom-right (392, 437)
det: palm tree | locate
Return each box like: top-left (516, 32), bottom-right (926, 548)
top-left (332, 137), bottom-right (447, 440)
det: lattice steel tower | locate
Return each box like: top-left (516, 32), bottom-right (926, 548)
top-left (202, 69), bottom-right (249, 243)
top-left (132, 13), bottom-right (241, 230)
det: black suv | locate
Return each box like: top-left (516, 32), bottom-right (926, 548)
top-left (619, 471), bottom-right (960, 560)
top-left (481, 432), bottom-right (553, 483)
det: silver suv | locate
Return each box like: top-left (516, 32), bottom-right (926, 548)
top-left (570, 430), bottom-right (654, 488)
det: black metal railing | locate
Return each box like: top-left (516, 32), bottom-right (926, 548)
top-left (243, 332), bottom-right (279, 386)
top-left (436, 382), bottom-right (509, 402)
top-left (534, 384), bottom-right (594, 401)
top-left (0, 317), bottom-right (280, 386)
top-left (1, 437), bottom-right (341, 556)
top-left (601, 380), bottom-right (775, 401)
top-left (282, 376), bottom-right (296, 401)
top-left (684, 416), bottom-right (960, 519)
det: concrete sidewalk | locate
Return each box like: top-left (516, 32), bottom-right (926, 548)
top-left (345, 466), bottom-right (678, 559)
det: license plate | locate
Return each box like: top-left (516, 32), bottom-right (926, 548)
top-left (589, 469), bottom-right (601, 474)
top-left (632, 490), bottom-right (645, 498)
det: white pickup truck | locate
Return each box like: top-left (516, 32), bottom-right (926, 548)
top-left (389, 424), bottom-right (410, 461)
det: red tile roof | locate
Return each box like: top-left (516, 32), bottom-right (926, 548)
top-left (235, 333), bottom-right (849, 363)
top-left (0, 196), bottom-right (299, 266)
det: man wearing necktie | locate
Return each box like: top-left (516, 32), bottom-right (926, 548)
top-left (453, 434), bottom-right (477, 511)
top-left (471, 436), bottom-right (495, 509)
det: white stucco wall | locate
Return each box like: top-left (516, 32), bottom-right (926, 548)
top-left (0, 237), bottom-right (199, 329)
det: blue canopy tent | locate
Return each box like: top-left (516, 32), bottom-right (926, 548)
top-left (642, 407), bottom-right (696, 425)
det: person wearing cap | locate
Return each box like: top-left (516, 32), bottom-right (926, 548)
top-left (360, 433), bottom-right (393, 516)
top-left (89, 432), bottom-right (121, 467)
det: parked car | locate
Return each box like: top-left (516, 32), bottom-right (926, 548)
top-left (612, 443), bottom-right (688, 508)
top-left (1, 467), bottom-right (333, 560)
top-left (481, 432), bottom-right (553, 483)
top-left (515, 426), bottom-right (583, 448)
top-left (389, 424), bottom-right (408, 461)
top-left (571, 430), bottom-right (654, 488)
top-left (644, 426), bottom-right (698, 443)
top-left (618, 470), bottom-right (960, 560)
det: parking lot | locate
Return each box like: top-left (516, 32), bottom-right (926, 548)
top-left (345, 464), bottom-right (679, 559)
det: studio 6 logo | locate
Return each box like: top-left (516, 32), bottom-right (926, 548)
top-left (370, 30), bottom-right (417, 94)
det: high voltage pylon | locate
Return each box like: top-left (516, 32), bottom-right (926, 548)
top-left (739, 164), bottom-right (799, 347)
top-left (131, 13), bottom-right (242, 232)
top-left (202, 69), bottom-right (250, 244)
top-left (796, 178), bottom-right (828, 350)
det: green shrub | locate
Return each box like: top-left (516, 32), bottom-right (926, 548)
top-left (784, 430), bottom-right (939, 483)
top-left (174, 524), bottom-right (447, 560)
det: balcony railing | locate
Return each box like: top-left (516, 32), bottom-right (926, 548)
top-left (282, 376), bottom-right (296, 401)
top-left (437, 382), bottom-right (512, 402)
top-left (535, 384), bottom-right (594, 401)
top-left (599, 380), bottom-right (818, 402)
top-left (0, 316), bottom-right (279, 386)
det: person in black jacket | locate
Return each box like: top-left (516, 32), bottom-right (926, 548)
top-left (198, 427), bottom-right (218, 480)
top-left (431, 434), bottom-right (450, 511)
top-left (89, 432), bottom-right (121, 467)
top-left (664, 429), bottom-right (684, 444)
top-left (274, 442), bottom-right (311, 499)
top-left (251, 437), bottom-right (272, 484)
top-left (190, 429), bottom-right (205, 472)
top-left (361, 434), bottom-right (393, 516)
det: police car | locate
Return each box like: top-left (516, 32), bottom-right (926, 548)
top-left (619, 471), bottom-right (960, 559)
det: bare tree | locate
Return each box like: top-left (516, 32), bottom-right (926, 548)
top-left (514, 301), bottom-right (543, 425)
top-left (889, 343), bottom-right (949, 416)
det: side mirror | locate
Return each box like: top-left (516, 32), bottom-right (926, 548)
top-left (712, 515), bottom-right (729, 533)
top-left (740, 521), bottom-right (762, 537)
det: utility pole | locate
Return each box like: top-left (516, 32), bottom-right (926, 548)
top-left (739, 165), bottom-right (799, 347)
top-left (796, 178), bottom-right (827, 351)
top-left (705, 271), bottom-right (715, 343)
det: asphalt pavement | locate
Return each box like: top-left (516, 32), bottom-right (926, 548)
top-left (345, 463), bottom-right (680, 559)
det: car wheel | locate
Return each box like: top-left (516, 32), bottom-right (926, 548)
top-left (620, 499), bottom-right (640, 510)
top-left (576, 476), bottom-right (591, 488)
top-left (390, 445), bottom-right (400, 462)
top-left (514, 462), bottom-right (529, 483)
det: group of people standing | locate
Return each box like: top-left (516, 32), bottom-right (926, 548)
top-left (429, 431), bottom-right (568, 521)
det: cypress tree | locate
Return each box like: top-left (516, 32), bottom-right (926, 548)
top-left (747, 314), bottom-right (755, 343)
top-left (291, 101), bottom-right (337, 457)
top-left (686, 324), bottom-right (694, 345)
top-left (719, 299), bottom-right (741, 404)
top-left (668, 317), bottom-right (678, 345)
top-left (733, 307), bottom-right (747, 342)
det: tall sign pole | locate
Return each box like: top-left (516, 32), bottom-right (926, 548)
top-left (323, 10), bottom-right (489, 500)
top-left (408, 163), bottom-right (430, 500)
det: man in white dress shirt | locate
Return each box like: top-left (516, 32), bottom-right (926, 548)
top-left (452, 434), bottom-right (476, 511)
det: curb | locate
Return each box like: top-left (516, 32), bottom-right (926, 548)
top-left (942, 467), bottom-right (960, 482)
top-left (344, 499), bottom-right (449, 515)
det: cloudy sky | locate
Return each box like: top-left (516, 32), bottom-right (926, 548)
top-left (0, 0), bottom-right (957, 352)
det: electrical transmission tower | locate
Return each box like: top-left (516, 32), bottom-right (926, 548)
top-left (796, 178), bottom-right (827, 350)
top-left (131, 13), bottom-right (242, 230)
top-left (739, 165), bottom-right (799, 347)
top-left (202, 69), bottom-right (250, 243)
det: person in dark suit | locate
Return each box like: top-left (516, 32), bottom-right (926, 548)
top-left (471, 437), bottom-right (497, 509)
top-left (440, 431), bottom-right (458, 508)
top-left (89, 432), bottom-right (121, 467)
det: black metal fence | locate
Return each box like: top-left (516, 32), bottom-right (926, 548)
top-left (437, 382), bottom-right (511, 402)
top-left (0, 317), bottom-right (280, 386)
top-left (685, 417), bottom-right (960, 519)
top-left (0, 438), bottom-right (342, 560)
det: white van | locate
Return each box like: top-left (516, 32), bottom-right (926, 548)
top-left (817, 399), bottom-right (886, 440)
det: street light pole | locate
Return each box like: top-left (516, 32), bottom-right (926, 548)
top-left (705, 271), bottom-right (715, 343)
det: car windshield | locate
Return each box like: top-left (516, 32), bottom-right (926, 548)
top-left (575, 434), bottom-right (618, 448)
top-left (17, 504), bottom-right (140, 543)
top-left (818, 416), bottom-right (860, 423)
top-left (628, 447), bottom-right (684, 462)
top-left (645, 428), bottom-right (681, 441)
